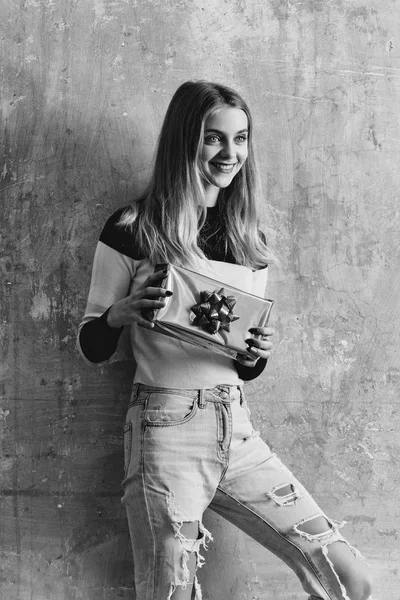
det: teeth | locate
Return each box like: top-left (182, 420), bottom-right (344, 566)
top-left (211, 163), bottom-right (236, 173)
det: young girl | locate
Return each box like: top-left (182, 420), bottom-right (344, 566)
top-left (78, 81), bottom-right (372, 600)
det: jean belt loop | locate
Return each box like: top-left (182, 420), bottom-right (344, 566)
top-left (198, 389), bottom-right (206, 409)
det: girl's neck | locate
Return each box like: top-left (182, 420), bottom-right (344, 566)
top-left (204, 183), bottom-right (220, 207)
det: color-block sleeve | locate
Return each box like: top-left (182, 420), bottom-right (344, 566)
top-left (234, 263), bottom-right (270, 382)
top-left (77, 241), bottom-right (137, 364)
top-left (234, 358), bottom-right (268, 382)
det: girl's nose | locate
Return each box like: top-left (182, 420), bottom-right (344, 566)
top-left (220, 139), bottom-right (236, 159)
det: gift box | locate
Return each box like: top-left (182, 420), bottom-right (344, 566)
top-left (144, 263), bottom-right (273, 360)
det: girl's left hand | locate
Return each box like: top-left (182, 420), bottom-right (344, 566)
top-left (236, 327), bottom-right (274, 367)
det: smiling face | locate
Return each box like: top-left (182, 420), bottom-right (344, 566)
top-left (200, 106), bottom-right (249, 205)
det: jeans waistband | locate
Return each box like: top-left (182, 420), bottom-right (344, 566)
top-left (131, 383), bottom-right (243, 404)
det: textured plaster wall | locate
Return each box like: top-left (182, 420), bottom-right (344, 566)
top-left (1, 0), bottom-right (399, 598)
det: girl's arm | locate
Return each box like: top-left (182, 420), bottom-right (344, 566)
top-left (77, 208), bottom-right (172, 364)
top-left (77, 240), bottom-right (135, 364)
top-left (234, 326), bottom-right (274, 381)
top-left (234, 259), bottom-right (273, 381)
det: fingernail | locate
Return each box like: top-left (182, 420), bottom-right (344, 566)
top-left (245, 338), bottom-right (255, 346)
top-left (165, 290), bottom-right (173, 296)
top-left (248, 328), bottom-right (258, 333)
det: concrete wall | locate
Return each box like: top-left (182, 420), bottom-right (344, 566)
top-left (1, 0), bottom-right (399, 598)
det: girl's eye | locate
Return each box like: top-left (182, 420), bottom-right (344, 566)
top-left (205, 135), bottom-right (220, 143)
top-left (236, 135), bottom-right (248, 143)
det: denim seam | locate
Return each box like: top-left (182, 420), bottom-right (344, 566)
top-left (217, 464), bottom-right (230, 485)
top-left (220, 404), bottom-right (231, 452)
top-left (140, 401), bottom-right (158, 600)
top-left (123, 422), bottom-right (132, 480)
top-left (227, 405), bottom-right (232, 451)
top-left (215, 404), bottom-right (228, 462)
top-left (215, 487), bottom-right (336, 600)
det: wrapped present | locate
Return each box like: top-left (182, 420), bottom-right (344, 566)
top-left (143, 263), bottom-right (273, 360)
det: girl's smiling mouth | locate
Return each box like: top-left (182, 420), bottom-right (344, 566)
top-left (210, 162), bottom-right (237, 173)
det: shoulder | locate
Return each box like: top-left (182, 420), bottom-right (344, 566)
top-left (99, 206), bottom-right (145, 260)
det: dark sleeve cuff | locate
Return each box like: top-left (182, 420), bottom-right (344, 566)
top-left (234, 358), bottom-right (268, 381)
top-left (79, 308), bottom-right (123, 363)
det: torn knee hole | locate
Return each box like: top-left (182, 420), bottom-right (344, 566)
top-left (294, 514), bottom-right (345, 541)
top-left (266, 482), bottom-right (303, 506)
top-left (166, 492), bottom-right (213, 599)
top-left (166, 521), bottom-right (212, 600)
top-left (166, 522), bottom-right (202, 600)
top-left (276, 483), bottom-right (296, 497)
top-left (298, 515), bottom-right (332, 535)
top-left (180, 522), bottom-right (200, 540)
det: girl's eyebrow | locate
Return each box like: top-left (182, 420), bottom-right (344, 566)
top-left (205, 128), bottom-right (249, 134)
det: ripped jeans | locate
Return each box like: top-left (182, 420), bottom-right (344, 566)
top-left (121, 383), bottom-right (366, 600)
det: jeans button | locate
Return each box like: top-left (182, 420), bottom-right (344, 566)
top-left (220, 391), bottom-right (228, 400)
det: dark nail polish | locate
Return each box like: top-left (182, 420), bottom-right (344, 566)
top-left (248, 328), bottom-right (258, 334)
top-left (165, 290), bottom-right (173, 296)
top-left (245, 338), bottom-right (255, 346)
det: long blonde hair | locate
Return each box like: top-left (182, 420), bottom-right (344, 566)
top-left (119, 80), bottom-right (274, 268)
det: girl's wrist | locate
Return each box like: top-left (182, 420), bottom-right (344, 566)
top-left (106, 305), bottom-right (121, 329)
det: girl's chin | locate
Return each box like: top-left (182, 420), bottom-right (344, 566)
top-left (202, 170), bottom-right (239, 192)
top-left (207, 173), bottom-right (236, 188)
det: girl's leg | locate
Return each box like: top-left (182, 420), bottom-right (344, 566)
top-left (210, 388), bottom-right (372, 600)
top-left (121, 384), bottom-right (226, 600)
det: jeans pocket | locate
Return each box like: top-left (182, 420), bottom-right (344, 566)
top-left (123, 422), bottom-right (133, 478)
top-left (144, 391), bottom-right (199, 427)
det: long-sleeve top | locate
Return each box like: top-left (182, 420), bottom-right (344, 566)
top-left (77, 205), bottom-right (269, 388)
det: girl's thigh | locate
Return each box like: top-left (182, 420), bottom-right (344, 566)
top-left (211, 434), bottom-right (371, 600)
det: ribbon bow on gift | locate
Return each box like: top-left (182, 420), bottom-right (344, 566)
top-left (191, 288), bottom-right (240, 334)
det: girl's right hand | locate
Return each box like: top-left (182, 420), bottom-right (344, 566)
top-left (106, 269), bottom-right (172, 330)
